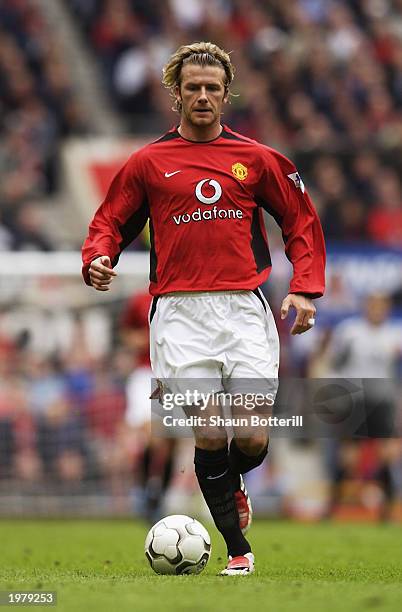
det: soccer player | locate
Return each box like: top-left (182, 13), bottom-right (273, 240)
top-left (82, 42), bottom-right (325, 575)
top-left (321, 293), bottom-right (402, 519)
top-left (121, 290), bottom-right (176, 522)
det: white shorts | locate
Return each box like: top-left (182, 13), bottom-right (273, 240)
top-left (149, 289), bottom-right (279, 396)
top-left (125, 366), bottom-right (152, 427)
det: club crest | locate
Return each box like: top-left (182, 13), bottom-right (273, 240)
top-left (232, 162), bottom-right (248, 181)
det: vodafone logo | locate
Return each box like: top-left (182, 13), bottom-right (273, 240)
top-left (171, 177), bottom-right (243, 225)
top-left (195, 179), bottom-right (222, 204)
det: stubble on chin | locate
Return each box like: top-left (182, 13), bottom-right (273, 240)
top-left (189, 111), bottom-right (217, 126)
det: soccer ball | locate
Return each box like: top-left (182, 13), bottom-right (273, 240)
top-left (144, 514), bottom-right (211, 575)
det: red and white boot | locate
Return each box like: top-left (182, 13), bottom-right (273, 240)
top-left (234, 475), bottom-right (253, 535)
top-left (220, 552), bottom-right (255, 576)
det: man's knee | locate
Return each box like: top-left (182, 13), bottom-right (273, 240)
top-left (195, 436), bottom-right (228, 451)
top-left (235, 434), bottom-right (269, 456)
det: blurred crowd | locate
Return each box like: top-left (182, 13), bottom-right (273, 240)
top-left (0, 0), bottom-right (401, 249)
top-left (0, 0), bottom-right (88, 252)
top-left (0, 305), bottom-right (137, 501)
top-left (0, 328), bottom-right (107, 479)
top-left (0, 286), bottom-right (401, 519)
top-left (307, 152), bottom-right (402, 245)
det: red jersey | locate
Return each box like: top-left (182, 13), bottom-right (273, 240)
top-left (82, 125), bottom-right (325, 297)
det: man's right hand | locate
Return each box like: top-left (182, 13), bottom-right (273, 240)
top-left (89, 256), bottom-right (117, 291)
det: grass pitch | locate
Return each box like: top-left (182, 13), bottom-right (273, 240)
top-left (0, 519), bottom-right (401, 612)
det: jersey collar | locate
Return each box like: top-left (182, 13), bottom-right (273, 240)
top-left (174, 124), bottom-right (227, 143)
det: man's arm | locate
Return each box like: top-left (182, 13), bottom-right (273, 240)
top-left (81, 152), bottom-right (148, 288)
top-left (257, 148), bottom-right (326, 334)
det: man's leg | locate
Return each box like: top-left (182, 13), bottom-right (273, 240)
top-left (143, 437), bottom-right (176, 522)
top-left (228, 435), bottom-right (269, 490)
top-left (194, 437), bottom-right (252, 559)
top-left (226, 434), bottom-right (268, 536)
top-left (189, 399), bottom-right (251, 559)
top-left (228, 397), bottom-right (271, 534)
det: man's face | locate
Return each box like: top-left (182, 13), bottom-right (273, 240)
top-left (175, 64), bottom-right (228, 128)
top-left (365, 294), bottom-right (391, 325)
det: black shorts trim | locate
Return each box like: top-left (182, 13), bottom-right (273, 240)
top-left (252, 288), bottom-right (266, 312)
top-left (149, 297), bottom-right (159, 323)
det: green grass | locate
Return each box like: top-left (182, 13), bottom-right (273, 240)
top-left (0, 519), bottom-right (401, 611)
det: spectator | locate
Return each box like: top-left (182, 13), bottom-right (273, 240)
top-left (367, 169), bottom-right (402, 246)
top-left (10, 201), bottom-right (54, 251)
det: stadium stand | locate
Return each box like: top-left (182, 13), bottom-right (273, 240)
top-left (1, 0), bottom-right (401, 247)
top-left (0, 0), bottom-right (89, 250)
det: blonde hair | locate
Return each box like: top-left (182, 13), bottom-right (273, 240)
top-left (162, 42), bottom-right (235, 112)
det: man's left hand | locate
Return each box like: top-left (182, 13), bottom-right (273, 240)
top-left (280, 293), bottom-right (316, 335)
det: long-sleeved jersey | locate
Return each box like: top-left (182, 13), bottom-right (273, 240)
top-left (82, 125), bottom-right (326, 297)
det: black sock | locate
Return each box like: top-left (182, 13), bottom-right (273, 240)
top-left (194, 445), bottom-right (251, 557)
top-left (140, 445), bottom-right (151, 486)
top-left (228, 438), bottom-right (268, 490)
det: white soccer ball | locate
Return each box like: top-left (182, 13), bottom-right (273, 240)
top-left (144, 514), bottom-right (211, 575)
